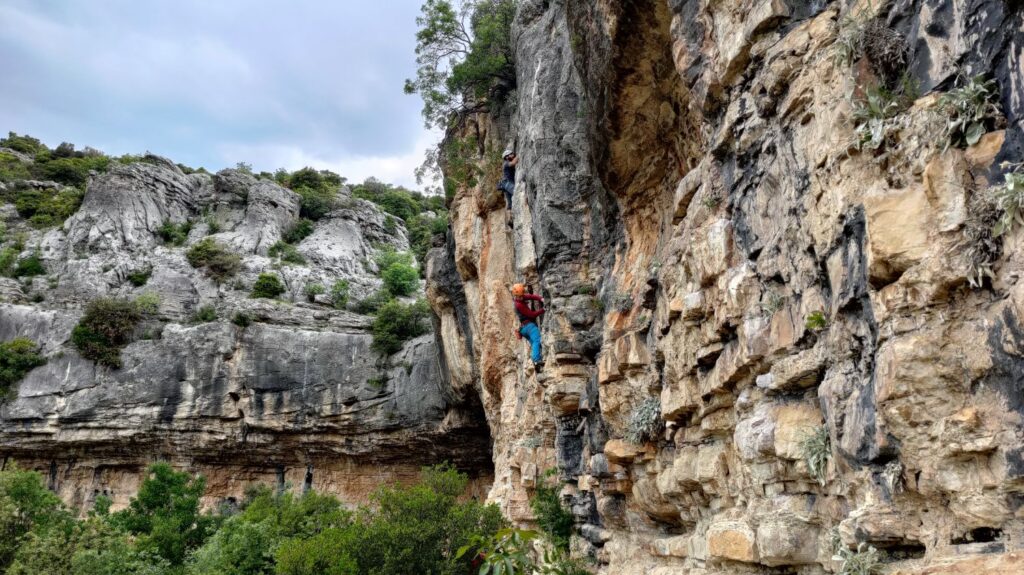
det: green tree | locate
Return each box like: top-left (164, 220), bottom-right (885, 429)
top-left (0, 466), bottom-right (68, 571)
top-left (111, 463), bottom-right (218, 566)
top-left (405, 0), bottom-right (516, 129)
top-left (251, 273), bottom-right (286, 299)
top-left (371, 299), bottom-right (431, 354)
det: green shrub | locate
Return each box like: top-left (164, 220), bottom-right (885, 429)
top-left (71, 298), bottom-right (143, 368)
top-left (530, 472), bottom-right (574, 552)
top-left (940, 74), bottom-right (1000, 149)
top-left (331, 280), bottom-right (350, 309)
top-left (127, 267), bottom-right (153, 287)
top-left (304, 282), bottom-right (325, 302)
top-left (0, 132), bottom-right (45, 155)
top-left (352, 289), bottom-right (393, 315)
top-left (800, 425), bottom-right (831, 486)
top-left (274, 529), bottom-right (358, 575)
top-left (36, 155), bottom-right (110, 187)
top-left (833, 541), bottom-right (882, 575)
top-left (611, 291), bottom-right (633, 313)
top-left (457, 529), bottom-right (536, 575)
top-left (371, 299), bottom-right (431, 354)
top-left (191, 305), bottom-right (218, 323)
top-left (158, 220), bottom-right (193, 246)
top-left (250, 273), bottom-right (285, 299)
top-left (375, 248), bottom-right (419, 296)
top-left (269, 241), bottom-right (305, 265)
top-left (0, 338), bottom-right (46, 397)
top-left (134, 292), bottom-right (161, 316)
top-left (204, 214), bottom-right (221, 235)
top-left (0, 153), bottom-right (32, 182)
top-left (805, 311), bottom-right (828, 331)
top-left (624, 398), bottom-right (662, 444)
top-left (283, 218), bottom-right (315, 244)
top-left (111, 463), bottom-right (218, 566)
top-left (0, 247), bottom-right (17, 276)
top-left (11, 252), bottom-right (45, 278)
top-left (382, 262), bottom-right (419, 297)
top-left (295, 186), bottom-right (337, 220)
top-left (186, 239), bottom-right (241, 282)
top-left (0, 465), bottom-right (68, 571)
top-left (991, 170), bottom-right (1024, 237)
top-left (231, 312), bottom-right (252, 328)
top-left (7, 186), bottom-right (84, 228)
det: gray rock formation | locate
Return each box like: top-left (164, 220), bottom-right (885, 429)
top-left (0, 157), bottom-right (488, 510)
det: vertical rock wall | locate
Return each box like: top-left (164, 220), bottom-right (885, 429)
top-left (430, 0), bottom-right (1024, 572)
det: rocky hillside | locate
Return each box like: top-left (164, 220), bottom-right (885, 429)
top-left (0, 153), bottom-right (491, 509)
top-left (427, 0), bottom-right (1024, 573)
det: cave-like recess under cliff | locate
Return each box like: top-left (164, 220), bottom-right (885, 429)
top-left (425, 0), bottom-right (1024, 573)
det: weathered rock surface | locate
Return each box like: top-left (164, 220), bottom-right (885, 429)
top-left (1, 160), bottom-right (490, 510)
top-left (428, 0), bottom-right (1024, 573)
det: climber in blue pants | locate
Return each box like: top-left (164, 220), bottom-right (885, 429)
top-left (512, 283), bottom-right (544, 369)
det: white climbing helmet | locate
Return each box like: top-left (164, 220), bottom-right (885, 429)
top-left (502, 149), bottom-right (514, 159)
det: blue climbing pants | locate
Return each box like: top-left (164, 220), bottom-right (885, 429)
top-left (519, 322), bottom-right (542, 363)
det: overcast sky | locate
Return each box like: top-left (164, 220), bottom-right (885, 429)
top-left (0, 0), bottom-right (438, 189)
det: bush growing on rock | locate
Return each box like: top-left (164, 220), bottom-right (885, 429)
top-left (283, 218), bottom-right (315, 244)
top-left (331, 280), bottom-right (351, 309)
top-left (250, 273), bottom-right (286, 299)
top-left (371, 299), bottom-right (431, 354)
top-left (11, 252), bottom-right (45, 278)
top-left (530, 470), bottom-right (574, 552)
top-left (191, 305), bottom-right (218, 323)
top-left (186, 239), bottom-right (242, 282)
top-left (352, 288), bottom-right (393, 315)
top-left (303, 282), bottom-right (325, 302)
top-left (269, 241), bottom-right (306, 265)
top-left (0, 338), bottom-right (46, 397)
top-left (71, 298), bottom-right (143, 368)
top-left (158, 220), bottom-right (193, 246)
top-left (126, 267), bottom-right (153, 287)
top-left (375, 248), bottom-right (419, 297)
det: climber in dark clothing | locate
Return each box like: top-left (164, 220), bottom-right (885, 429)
top-left (500, 149), bottom-right (518, 209)
top-left (512, 283), bottom-right (544, 368)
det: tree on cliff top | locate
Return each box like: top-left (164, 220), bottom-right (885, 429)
top-left (405, 0), bottom-right (517, 130)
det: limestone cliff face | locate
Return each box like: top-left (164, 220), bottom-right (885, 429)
top-left (429, 0), bottom-right (1024, 573)
top-left (0, 159), bottom-right (491, 509)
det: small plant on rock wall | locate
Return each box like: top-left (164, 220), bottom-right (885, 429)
top-left (625, 397), bottom-right (663, 445)
top-left (834, 541), bottom-right (883, 575)
top-left (457, 528), bottom-right (537, 575)
top-left (611, 291), bottom-right (633, 313)
top-left (800, 425), bottom-right (831, 486)
top-left (191, 305), bottom-right (217, 323)
top-left (126, 266), bottom-right (152, 287)
top-left (940, 74), bottom-right (1000, 149)
top-left (231, 311), bottom-right (252, 328)
top-left (71, 297), bottom-right (143, 368)
top-left (805, 311), bottom-right (828, 331)
top-left (575, 282), bottom-right (595, 296)
top-left (851, 84), bottom-right (904, 151)
top-left (0, 337), bottom-right (46, 398)
top-left (303, 282), bottom-right (324, 302)
top-left (517, 435), bottom-right (542, 449)
top-left (133, 292), bottom-right (161, 316)
top-left (701, 194), bottom-right (721, 209)
top-left (882, 460), bottom-right (904, 495)
top-left (531, 468), bottom-right (574, 552)
top-left (989, 167), bottom-right (1024, 238)
top-left (250, 273), bottom-right (286, 299)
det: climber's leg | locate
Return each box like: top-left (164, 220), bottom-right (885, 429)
top-left (520, 322), bottom-right (542, 363)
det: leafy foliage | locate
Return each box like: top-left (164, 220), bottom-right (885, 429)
top-left (353, 289), bottom-right (395, 315)
top-left (127, 267), bottom-right (153, 287)
top-left (11, 252), bottom-right (45, 278)
top-left (0, 338), bottom-right (46, 398)
top-left (990, 170), bottom-right (1024, 238)
top-left (457, 528), bottom-right (537, 575)
top-left (158, 220), bottom-right (193, 246)
top-left (134, 292), bottom-right (161, 316)
top-left (851, 83), bottom-right (907, 151)
top-left (834, 541), bottom-right (883, 575)
top-left (331, 280), bottom-right (351, 309)
top-left (191, 305), bottom-right (218, 323)
top-left (71, 298), bottom-right (143, 368)
top-left (269, 241), bottom-right (306, 265)
top-left (250, 273), bottom-right (286, 299)
top-left (283, 218), bottom-right (315, 244)
top-left (800, 425), bottom-right (831, 486)
top-left (231, 312), bottom-right (252, 328)
top-left (4, 185), bottom-right (85, 228)
top-left (0, 465), bottom-right (68, 571)
top-left (111, 463), bottom-right (218, 566)
top-left (624, 398), bottom-right (662, 444)
top-left (530, 472), bottom-right (574, 552)
top-left (940, 75), bottom-right (1000, 149)
top-left (805, 311), bottom-right (828, 331)
top-left (0, 132), bottom-right (46, 155)
top-left (376, 249), bottom-right (420, 297)
top-left (371, 299), bottom-right (431, 354)
top-left (276, 167), bottom-right (346, 221)
top-left (186, 239), bottom-right (242, 282)
top-left (304, 282), bottom-right (325, 302)
top-left (405, 0), bottom-right (516, 129)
